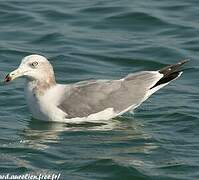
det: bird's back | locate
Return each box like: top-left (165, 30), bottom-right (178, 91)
top-left (58, 71), bottom-right (162, 119)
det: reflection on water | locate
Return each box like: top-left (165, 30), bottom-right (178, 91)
top-left (1, 114), bottom-right (185, 178)
top-left (19, 116), bottom-right (158, 159)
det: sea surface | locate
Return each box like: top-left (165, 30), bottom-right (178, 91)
top-left (0, 1), bottom-right (198, 180)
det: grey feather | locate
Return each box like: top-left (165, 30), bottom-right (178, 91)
top-left (58, 71), bottom-right (161, 118)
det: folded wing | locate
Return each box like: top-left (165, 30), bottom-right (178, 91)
top-left (58, 71), bottom-right (162, 118)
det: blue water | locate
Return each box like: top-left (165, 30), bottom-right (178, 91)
top-left (0, 1), bottom-right (198, 179)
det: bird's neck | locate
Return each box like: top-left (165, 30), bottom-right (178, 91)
top-left (25, 78), bottom-right (56, 97)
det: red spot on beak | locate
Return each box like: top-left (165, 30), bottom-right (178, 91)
top-left (4, 74), bottom-right (12, 82)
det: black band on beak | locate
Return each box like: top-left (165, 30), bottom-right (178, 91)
top-left (4, 74), bottom-right (11, 82)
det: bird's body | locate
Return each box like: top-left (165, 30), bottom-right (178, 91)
top-left (24, 71), bottom-right (163, 123)
top-left (5, 55), bottom-right (188, 123)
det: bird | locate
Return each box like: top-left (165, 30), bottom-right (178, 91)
top-left (4, 54), bottom-right (188, 123)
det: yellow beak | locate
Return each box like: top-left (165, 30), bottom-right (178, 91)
top-left (4, 68), bottom-right (24, 82)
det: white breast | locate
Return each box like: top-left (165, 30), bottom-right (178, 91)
top-left (24, 81), bottom-right (67, 122)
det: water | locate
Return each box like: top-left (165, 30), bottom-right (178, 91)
top-left (0, 1), bottom-right (198, 179)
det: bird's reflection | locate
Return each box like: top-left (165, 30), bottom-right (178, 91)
top-left (20, 115), bottom-right (158, 154)
top-left (17, 115), bottom-right (164, 174)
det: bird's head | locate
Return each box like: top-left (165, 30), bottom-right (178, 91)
top-left (5, 54), bottom-right (56, 84)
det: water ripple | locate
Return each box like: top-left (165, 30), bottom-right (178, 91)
top-left (0, 1), bottom-right (198, 180)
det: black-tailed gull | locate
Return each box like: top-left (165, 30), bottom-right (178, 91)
top-left (5, 54), bottom-right (188, 123)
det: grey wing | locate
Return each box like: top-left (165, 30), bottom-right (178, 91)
top-left (58, 71), bottom-right (162, 118)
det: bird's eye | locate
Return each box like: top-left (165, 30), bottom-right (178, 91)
top-left (30, 61), bottom-right (38, 68)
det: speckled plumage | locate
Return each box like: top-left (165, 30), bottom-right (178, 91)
top-left (6, 54), bottom-right (187, 123)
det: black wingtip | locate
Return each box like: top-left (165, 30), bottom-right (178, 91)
top-left (177, 59), bottom-right (190, 66)
top-left (150, 59), bottom-right (189, 90)
top-left (159, 59), bottom-right (190, 76)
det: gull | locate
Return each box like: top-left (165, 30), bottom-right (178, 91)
top-left (5, 54), bottom-right (188, 123)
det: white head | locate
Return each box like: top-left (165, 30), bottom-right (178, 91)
top-left (5, 54), bottom-right (56, 85)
